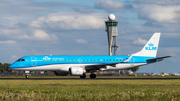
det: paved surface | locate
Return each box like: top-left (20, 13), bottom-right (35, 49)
top-left (0, 78), bottom-right (180, 80)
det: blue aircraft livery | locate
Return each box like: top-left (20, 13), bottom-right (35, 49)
top-left (9, 33), bottom-right (171, 79)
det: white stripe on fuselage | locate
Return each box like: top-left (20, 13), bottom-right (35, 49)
top-left (10, 63), bottom-right (147, 71)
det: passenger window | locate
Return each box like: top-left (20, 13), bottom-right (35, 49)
top-left (54, 59), bottom-right (55, 61)
top-left (83, 59), bottom-right (85, 61)
top-left (101, 59), bottom-right (102, 61)
top-left (87, 59), bottom-right (88, 61)
top-left (72, 60), bottom-right (73, 61)
top-left (43, 60), bottom-right (45, 61)
top-left (94, 59), bottom-right (96, 61)
top-left (104, 59), bottom-right (105, 61)
top-left (116, 59), bottom-right (118, 61)
top-left (113, 59), bottom-right (115, 61)
top-left (97, 59), bottom-right (99, 61)
top-left (120, 59), bottom-right (121, 61)
top-left (107, 59), bottom-right (108, 61)
top-left (110, 59), bottom-right (111, 61)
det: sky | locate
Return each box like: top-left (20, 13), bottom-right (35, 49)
top-left (0, 0), bottom-right (180, 73)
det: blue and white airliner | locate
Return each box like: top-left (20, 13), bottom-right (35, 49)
top-left (9, 33), bottom-right (171, 79)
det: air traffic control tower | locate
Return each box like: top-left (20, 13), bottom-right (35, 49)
top-left (105, 14), bottom-right (120, 55)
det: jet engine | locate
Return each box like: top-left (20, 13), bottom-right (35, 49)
top-left (69, 67), bottom-right (84, 76)
top-left (54, 71), bottom-right (68, 76)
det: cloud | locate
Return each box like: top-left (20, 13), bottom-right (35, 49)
top-left (76, 39), bottom-right (88, 44)
top-left (1, 29), bottom-right (22, 35)
top-left (95, 0), bottom-right (125, 12)
top-left (163, 33), bottom-right (180, 38)
top-left (0, 40), bottom-right (17, 44)
top-left (72, 7), bottom-right (94, 13)
top-left (18, 30), bottom-right (59, 41)
top-left (143, 21), bottom-right (162, 27)
top-left (134, 0), bottom-right (180, 5)
top-left (0, 0), bottom-right (72, 16)
top-left (0, 0), bottom-right (73, 29)
top-left (133, 38), bottom-right (147, 45)
top-left (30, 12), bottom-right (107, 30)
top-left (10, 55), bottom-right (18, 59)
top-left (134, 4), bottom-right (180, 23)
top-left (158, 47), bottom-right (180, 63)
top-left (16, 22), bottom-right (28, 28)
top-left (34, 30), bottom-right (51, 41)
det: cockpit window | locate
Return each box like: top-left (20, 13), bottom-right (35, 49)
top-left (16, 59), bottom-right (25, 62)
top-left (21, 59), bottom-right (25, 61)
top-left (16, 59), bottom-right (21, 61)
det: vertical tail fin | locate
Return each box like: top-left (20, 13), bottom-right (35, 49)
top-left (134, 33), bottom-right (161, 57)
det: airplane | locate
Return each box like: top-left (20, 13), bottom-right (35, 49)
top-left (9, 33), bottom-right (171, 79)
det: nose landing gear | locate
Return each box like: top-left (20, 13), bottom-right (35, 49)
top-left (25, 71), bottom-right (30, 79)
top-left (25, 75), bottom-right (29, 79)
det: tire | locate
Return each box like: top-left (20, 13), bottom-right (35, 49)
top-left (25, 75), bottom-right (29, 79)
top-left (80, 74), bottom-right (86, 78)
top-left (90, 74), bottom-right (96, 79)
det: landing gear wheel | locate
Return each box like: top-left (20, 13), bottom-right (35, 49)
top-left (90, 74), bottom-right (96, 79)
top-left (80, 74), bottom-right (86, 78)
top-left (25, 75), bottom-right (29, 79)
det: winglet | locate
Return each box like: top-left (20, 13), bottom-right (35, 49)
top-left (124, 54), bottom-right (134, 62)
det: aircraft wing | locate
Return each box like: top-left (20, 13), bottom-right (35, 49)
top-left (84, 61), bottom-right (128, 71)
top-left (84, 55), bottom-right (134, 71)
top-left (146, 56), bottom-right (172, 62)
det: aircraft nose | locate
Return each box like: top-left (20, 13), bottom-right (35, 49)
top-left (9, 64), bottom-right (16, 69)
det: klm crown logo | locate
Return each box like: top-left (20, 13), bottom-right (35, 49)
top-left (145, 43), bottom-right (157, 50)
top-left (148, 43), bottom-right (154, 46)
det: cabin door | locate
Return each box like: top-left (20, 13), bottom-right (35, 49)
top-left (31, 56), bottom-right (37, 66)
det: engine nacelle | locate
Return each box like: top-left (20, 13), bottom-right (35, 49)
top-left (54, 71), bottom-right (68, 76)
top-left (69, 67), bottom-right (84, 76)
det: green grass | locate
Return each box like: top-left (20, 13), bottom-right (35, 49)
top-left (0, 80), bottom-right (180, 100)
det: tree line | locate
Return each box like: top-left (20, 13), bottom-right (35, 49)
top-left (0, 63), bottom-right (11, 72)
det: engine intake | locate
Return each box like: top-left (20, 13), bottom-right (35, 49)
top-left (69, 67), bottom-right (84, 76)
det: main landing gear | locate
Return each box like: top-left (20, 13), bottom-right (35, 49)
top-left (79, 73), bottom-right (97, 79)
top-left (90, 74), bottom-right (96, 79)
top-left (80, 74), bottom-right (86, 78)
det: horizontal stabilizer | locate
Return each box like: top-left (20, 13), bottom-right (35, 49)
top-left (146, 56), bottom-right (172, 62)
